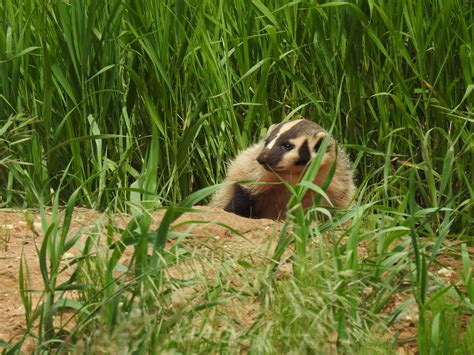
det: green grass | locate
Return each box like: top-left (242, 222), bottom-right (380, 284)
top-left (0, 0), bottom-right (473, 353)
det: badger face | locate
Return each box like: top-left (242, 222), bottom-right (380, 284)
top-left (256, 119), bottom-right (336, 174)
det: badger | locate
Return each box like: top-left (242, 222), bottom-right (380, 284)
top-left (209, 119), bottom-right (356, 220)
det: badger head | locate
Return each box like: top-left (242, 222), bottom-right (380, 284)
top-left (256, 119), bottom-right (336, 174)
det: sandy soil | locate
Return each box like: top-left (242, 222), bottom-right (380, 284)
top-left (0, 207), bottom-right (281, 346)
top-left (0, 207), bottom-right (470, 353)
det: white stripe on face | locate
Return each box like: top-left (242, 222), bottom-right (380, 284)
top-left (266, 119), bottom-right (303, 149)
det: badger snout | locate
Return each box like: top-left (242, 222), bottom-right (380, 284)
top-left (256, 152), bottom-right (268, 166)
top-left (257, 150), bottom-right (277, 171)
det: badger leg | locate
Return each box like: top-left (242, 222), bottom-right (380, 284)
top-left (224, 184), bottom-right (255, 218)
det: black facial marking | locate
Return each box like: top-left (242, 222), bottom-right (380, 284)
top-left (224, 184), bottom-right (255, 218)
top-left (314, 139), bottom-right (322, 152)
top-left (295, 139), bottom-right (311, 165)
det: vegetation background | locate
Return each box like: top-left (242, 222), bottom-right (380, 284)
top-left (0, 0), bottom-right (472, 353)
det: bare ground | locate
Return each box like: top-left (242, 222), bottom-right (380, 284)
top-left (0, 207), bottom-right (470, 353)
top-left (0, 207), bottom-right (281, 347)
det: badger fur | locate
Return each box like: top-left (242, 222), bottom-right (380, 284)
top-left (209, 119), bottom-right (356, 220)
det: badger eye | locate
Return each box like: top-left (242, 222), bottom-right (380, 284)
top-left (281, 142), bottom-right (294, 151)
top-left (263, 139), bottom-right (268, 145)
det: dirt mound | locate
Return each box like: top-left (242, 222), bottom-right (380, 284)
top-left (0, 207), bottom-right (468, 353)
top-left (0, 207), bottom-right (282, 344)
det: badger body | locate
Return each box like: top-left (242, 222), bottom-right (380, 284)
top-left (209, 119), bottom-right (355, 220)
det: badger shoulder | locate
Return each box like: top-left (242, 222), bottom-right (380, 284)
top-left (324, 145), bottom-right (356, 209)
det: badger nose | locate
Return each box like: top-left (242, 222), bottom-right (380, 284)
top-left (256, 153), bottom-right (268, 166)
